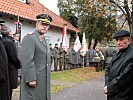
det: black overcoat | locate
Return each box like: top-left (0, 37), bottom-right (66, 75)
top-left (105, 45), bottom-right (133, 100)
top-left (0, 38), bottom-right (10, 100)
top-left (2, 35), bottom-right (21, 89)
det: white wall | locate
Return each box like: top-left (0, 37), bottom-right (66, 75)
top-left (45, 28), bottom-right (70, 48)
top-left (2, 17), bottom-right (70, 48)
top-left (3, 17), bottom-right (35, 39)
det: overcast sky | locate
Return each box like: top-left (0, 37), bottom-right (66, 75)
top-left (39, 0), bottom-right (59, 15)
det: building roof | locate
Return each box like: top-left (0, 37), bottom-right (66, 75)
top-left (0, 0), bottom-right (79, 32)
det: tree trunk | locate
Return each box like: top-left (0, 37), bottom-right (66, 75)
top-left (88, 39), bottom-right (92, 49)
top-left (93, 40), bottom-right (98, 50)
top-left (130, 24), bottom-right (133, 46)
top-left (130, 3), bottom-right (133, 46)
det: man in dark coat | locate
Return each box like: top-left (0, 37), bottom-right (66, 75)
top-left (104, 30), bottom-right (133, 100)
top-left (1, 24), bottom-right (21, 100)
top-left (0, 19), bottom-right (10, 100)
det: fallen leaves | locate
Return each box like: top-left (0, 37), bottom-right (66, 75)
top-left (51, 67), bottom-right (104, 83)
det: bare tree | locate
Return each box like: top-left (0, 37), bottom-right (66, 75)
top-left (109, 0), bottom-right (133, 43)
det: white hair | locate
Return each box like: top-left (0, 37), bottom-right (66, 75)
top-left (1, 24), bottom-right (11, 35)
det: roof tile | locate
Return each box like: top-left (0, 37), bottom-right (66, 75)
top-left (0, 0), bottom-right (79, 32)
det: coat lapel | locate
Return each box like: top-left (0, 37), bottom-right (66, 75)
top-left (42, 36), bottom-right (47, 49)
top-left (34, 29), bottom-right (47, 49)
top-left (109, 51), bottom-right (122, 68)
top-left (110, 45), bottom-right (131, 67)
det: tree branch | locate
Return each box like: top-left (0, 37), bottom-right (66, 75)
top-left (119, 19), bottom-right (126, 30)
top-left (124, 0), bottom-right (132, 25)
top-left (109, 0), bottom-right (126, 15)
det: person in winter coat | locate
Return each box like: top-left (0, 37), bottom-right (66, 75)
top-left (20, 13), bottom-right (52, 100)
top-left (53, 43), bottom-right (60, 71)
top-left (104, 43), bottom-right (117, 67)
top-left (0, 19), bottom-right (10, 100)
top-left (87, 46), bottom-right (95, 67)
top-left (1, 24), bottom-right (21, 100)
top-left (104, 30), bottom-right (133, 100)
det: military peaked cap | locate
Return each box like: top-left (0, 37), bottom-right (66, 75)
top-left (113, 30), bottom-right (130, 38)
top-left (36, 14), bottom-right (52, 25)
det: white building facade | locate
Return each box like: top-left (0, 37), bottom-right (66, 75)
top-left (2, 15), bottom-right (70, 48)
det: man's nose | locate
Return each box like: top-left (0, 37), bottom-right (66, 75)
top-left (117, 40), bottom-right (121, 44)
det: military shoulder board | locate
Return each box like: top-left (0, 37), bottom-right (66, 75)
top-left (28, 32), bottom-right (33, 35)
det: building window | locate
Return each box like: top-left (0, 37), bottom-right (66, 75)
top-left (17, 0), bottom-right (27, 3)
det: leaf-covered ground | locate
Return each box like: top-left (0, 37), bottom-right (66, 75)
top-left (51, 67), bottom-right (104, 83)
top-left (12, 67), bottom-right (105, 99)
top-left (51, 84), bottom-right (69, 93)
top-left (51, 67), bottom-right (104, 93)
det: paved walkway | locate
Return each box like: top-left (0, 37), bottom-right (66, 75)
top-left (12, 86), bottom-right (20, 100)
top-left (12, 76), bottom-right (106, 100)
top-left (51, 80), bottom-right (78, 86)
top-left (52, 76), bottom-right (106, 100)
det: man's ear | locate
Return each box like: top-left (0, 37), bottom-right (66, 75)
top-left (36, 22), bottom-right (39, 27)
top-left (128, 37), bottom-right (131, 43)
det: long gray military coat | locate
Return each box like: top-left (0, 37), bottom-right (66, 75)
top-left (20, 29), bottom-right (51, 100)
top-left (69, 48), bottom-right (78, 65)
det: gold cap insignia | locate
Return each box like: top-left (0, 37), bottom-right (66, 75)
top-left (37, 18), bottom-right (51, 24)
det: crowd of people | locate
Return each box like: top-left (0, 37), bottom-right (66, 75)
top-left (50, 42), bottom-right (117, 72)
top-left (0, 13), bottom-right (133, 100)
top-left (0, 19), bottom-right (21, 100)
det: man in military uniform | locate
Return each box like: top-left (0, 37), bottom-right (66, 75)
top-left (20, 14), bottom-right (52, 100)
top-left (69, 44), bottom-right (78, 69)
top-left (53, 44), bottom-right (60, 71)
top-left (64, 48), bottom-right (70, 70)
top-left (49, 43), bottom-right (53, 67)
top-left (104, 43), bottom-right (117, 68)
top-left (59, 43), bottom-right (64, 71)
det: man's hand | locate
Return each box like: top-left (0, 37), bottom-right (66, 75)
top-left (28, 80), bottom-right (37, 87)
top-left (104, 86), bottom-right (108, 94)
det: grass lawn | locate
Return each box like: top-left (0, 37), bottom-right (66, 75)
top-left (51, 67), bottom-right (104, 83)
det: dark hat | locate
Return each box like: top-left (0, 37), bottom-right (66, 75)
top-left (36, 14), bottom-right (52, 25)
top-left (0, 18), bottom-right (5, 24)
top-left (113, 30), bottom-right (130, 38)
